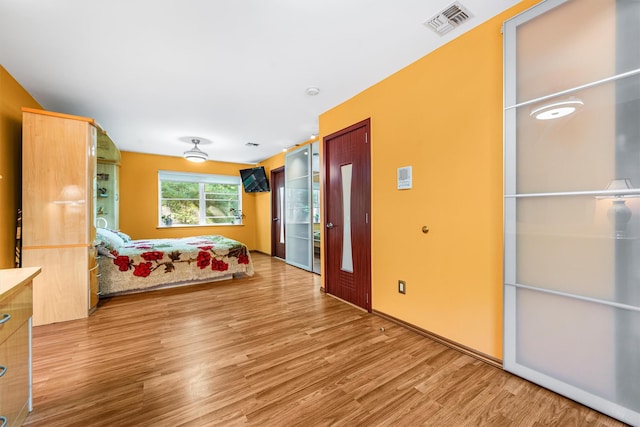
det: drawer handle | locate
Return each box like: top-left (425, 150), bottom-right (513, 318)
top-left (0, 366), bottom-right (6, 378)
top-left (0, 416), bottom-right (6, 427)
top-left (0, 314), bottom-right (10, 325)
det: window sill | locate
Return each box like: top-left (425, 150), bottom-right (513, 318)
top-left (157, 223), bottom-right (243, 229)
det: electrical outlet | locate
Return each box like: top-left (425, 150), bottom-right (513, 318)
top-left (398, 280), bottom-right (406, 294)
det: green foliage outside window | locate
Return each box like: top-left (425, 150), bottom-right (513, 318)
top-left (204, 183), bottom-right (240, 224)
top-left (160, 179), bottom-right (241, 226)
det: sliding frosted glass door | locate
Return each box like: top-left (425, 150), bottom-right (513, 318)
top-left (503, 0), bottom-right (640, 425)
top-left (285, 146), bottom-right (313, 271)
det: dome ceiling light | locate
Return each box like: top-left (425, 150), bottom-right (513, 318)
top-left (305, 87), bottom-right (320, 96)
top-left (184, 139), bottom-right (208, 162)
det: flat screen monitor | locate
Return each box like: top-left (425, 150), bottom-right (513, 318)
top-left (239, 166), bottom-right (270, 193)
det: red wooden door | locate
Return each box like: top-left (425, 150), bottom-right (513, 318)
top-left (271, 166), bottom-right (286, 259)
top-left (323, 119), bottom-right (371, 311)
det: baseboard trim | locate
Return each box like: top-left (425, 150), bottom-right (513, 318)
top-left (373, 310), bottom-right (503, 370)
top-left (252, 250), bottom-right (271, 256)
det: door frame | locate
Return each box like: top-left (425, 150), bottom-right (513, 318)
top-left (270, 166), bottom-right (285, 258)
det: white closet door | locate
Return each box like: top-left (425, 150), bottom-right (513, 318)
top-left (503, 1), bottom-right (640, 425)
top-left (285, 146), bottom-right (313, 271)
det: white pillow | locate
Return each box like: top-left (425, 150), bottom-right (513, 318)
top-left (114, 230), bottom-right (132, 242)
top-left (96, 227), bottom-right (125, 251)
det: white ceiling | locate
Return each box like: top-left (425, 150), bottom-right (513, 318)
top-left (0, 0), bottom-right (520, 164)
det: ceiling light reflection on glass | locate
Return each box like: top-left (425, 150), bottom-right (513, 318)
top-left (530, 98), bottom-right (584, 120)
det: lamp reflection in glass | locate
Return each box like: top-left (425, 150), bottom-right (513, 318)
top-left (52, 184), bottom-right (85, 206)
top-left (601, 179), bottom-right (635, 238)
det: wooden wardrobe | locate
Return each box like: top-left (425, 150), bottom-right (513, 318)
top-left (21, 108), bottom-right (99, 326)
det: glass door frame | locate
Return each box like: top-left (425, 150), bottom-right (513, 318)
top-left (503, 1), bottom-right (640, 425)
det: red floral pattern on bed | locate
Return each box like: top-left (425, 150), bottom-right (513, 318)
top-left (97, 234), bottom-right (254, 296)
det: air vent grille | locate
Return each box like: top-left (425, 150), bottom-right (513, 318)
top-left (424, 2), bottom-right (473, 36)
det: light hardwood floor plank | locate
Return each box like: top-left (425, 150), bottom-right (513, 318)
top-left (24, 253), bottom-right (628, 426)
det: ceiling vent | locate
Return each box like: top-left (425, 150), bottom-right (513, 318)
top-left (245, 142), bottom-right (260, 147)
top-left (424, 2), bottom-right (473, 36)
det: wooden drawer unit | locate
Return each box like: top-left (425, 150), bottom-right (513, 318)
top-left (0, 322), bottom-right (30, 426)
top-left (0, 267), bottom-right (39, 427)
top-left (0, 283), bottom-right (32, 344)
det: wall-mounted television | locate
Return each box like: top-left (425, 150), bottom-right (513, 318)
top-left (239, 166), bottom-right (270, 193)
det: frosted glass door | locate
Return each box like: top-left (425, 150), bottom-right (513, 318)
top-left (503, 0), bottom-right (640, 425)
top-left (285, 146), bottom-right (312, 270)
top-left (312, 141), bottom-right (321, 274)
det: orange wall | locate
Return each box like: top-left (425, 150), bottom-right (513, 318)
top-left (254, 151), bottom-right (285, 254)
top-left (0, 65), bottom-right (42, 268)
top-left (316, 0), bottom-right (539, 359)
top-left (119, 151), bottom-right (258, 249)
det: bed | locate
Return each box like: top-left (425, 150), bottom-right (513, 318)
top-left (95, 228), bottom-right (254, 296)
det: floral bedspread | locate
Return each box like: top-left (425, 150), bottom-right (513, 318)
top-left (98, 235), bottom-right (254, 296)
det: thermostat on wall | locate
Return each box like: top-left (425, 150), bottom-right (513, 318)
top-left (397, 166), bottom-right (412, 190)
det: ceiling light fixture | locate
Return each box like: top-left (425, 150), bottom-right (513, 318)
top-left (530, 98), bottom-right (584, 120)
top-left (306, 87), bottom-right (320, 96)
top-left (184, 139), bottom-right (208, 162)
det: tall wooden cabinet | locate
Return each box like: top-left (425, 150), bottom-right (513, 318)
top-left (21, 108), bottom-right (99, 326)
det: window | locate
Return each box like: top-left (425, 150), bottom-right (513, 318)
top-left (158, 171), bottom-right (241, 226)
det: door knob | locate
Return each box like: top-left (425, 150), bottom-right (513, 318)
top-left (273, 217), bottom-right (280, 222)
top-left (326, 222), bottom-right (334, 228)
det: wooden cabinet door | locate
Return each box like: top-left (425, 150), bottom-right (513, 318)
top-left (22, 111), bottom-right (95, 247)
top-left (24, 246), bottom-right (88, 326)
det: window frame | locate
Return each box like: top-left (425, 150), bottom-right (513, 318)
top-left (158, 170), bottom-right (242, 227)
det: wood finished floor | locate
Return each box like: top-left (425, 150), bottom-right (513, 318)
top-left (25, 253), bottom-right (627, 427)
